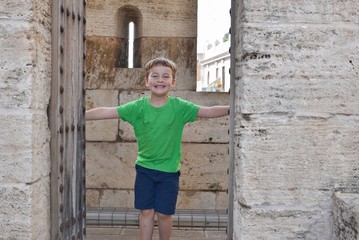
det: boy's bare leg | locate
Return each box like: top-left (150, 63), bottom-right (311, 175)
top-left (156, 212), bottom-right (173, 240)
top-left (140, 209), bottom-right (155, 240)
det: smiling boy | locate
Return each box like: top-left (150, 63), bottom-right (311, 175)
top-left (86, 57), bottom-right (229, 240)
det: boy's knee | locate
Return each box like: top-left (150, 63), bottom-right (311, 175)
top-left (155, 212), bottom-right (171, 220)
top-left (141, 209), bottom-right (155, 218)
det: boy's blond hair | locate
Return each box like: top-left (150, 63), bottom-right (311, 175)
top-left (144, 57), bottom-right (177, 79)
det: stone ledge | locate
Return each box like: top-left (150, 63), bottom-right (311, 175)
top-left (333, 192), bottom-right (359, 240)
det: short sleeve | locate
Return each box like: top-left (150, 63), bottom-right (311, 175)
top-left (117, 98), bottom-right (143, 124)
top-left (176, 98), bottom-right (200, 123)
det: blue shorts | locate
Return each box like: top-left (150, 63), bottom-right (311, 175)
top-left (134, 165), bottom-right (180, 215)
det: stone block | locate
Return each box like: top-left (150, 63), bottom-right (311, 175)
top-left (30, 112), bottom-right (51, 181)
top-left (333, 192), bottom-right (359, 240)
top-left (1, 1), bottom-right (33, 19)
top-left (236, 24), bottom-right (359, 115)
top-left (239, 78), bottom-right (359, 115)
top-left (86, 37), bottom-right (197, 91)
top-left (86, 142), bottom-right (137, 189)
top-left (171, 91), bottom-right (230, 106)
top-left (114, 68), bottom-right (147, 90)
top-left (0, 185), bottom-right (32, 239)
top-left (0, 110), bottom-right (49, 184)
top-left (233, 205), bottom-right (332, 240)
top-left (240, 1), bottom-right (359, 24)
top-left (0, 20), bottom-right (34, 109)
top-left (0, 180), bottom-right (49, 240)
top-left (0, 111), bottom-right (32, 184)
top-left (100, 189), bottom-right (134, 209)
top-left (87, 0), bottom-right (196, 37)
top-left (0, 16), bottom-right (51, 110)
top-left (177, 191), bottom-right (228, 210)
top-left (30, 177), bottom-right (50, 240)
top-left (1, 0), bottom-right (51, 24)
top-left (235, 114), bottom-right (359, 207)
top-left (183, 118), bottom-right (229, 143)
top-left (181, 143), bottom-right (228, 191)
top-left (86, 189), bottom-right (100, 208)
top-left (86, 89), bottom-right (119, 141)
top-left (85, 36), bottom-right (121, 89)
top-left (87, 189), bottom-right (134, 209)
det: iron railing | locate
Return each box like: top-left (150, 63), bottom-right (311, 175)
top-left (86, 208), bottom-right (227, 231)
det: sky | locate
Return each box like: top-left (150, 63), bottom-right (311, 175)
top-left (197, 0), bottom-right (231, 53)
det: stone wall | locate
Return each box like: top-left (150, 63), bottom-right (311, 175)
top-left (232, 0), bottom-right (359, 239)
top-left (0, 0), bottom-right (52, 239)
top-left (85, 0), bottom-right (230, 210)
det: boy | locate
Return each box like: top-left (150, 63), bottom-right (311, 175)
top-left (86, 57), bottom-right (229, 240)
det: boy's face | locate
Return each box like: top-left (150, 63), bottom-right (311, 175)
top-left (145, 65), bottom-right (176, 98)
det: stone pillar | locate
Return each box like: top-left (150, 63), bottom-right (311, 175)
top-left (0, 0), bottom-right (52, 239)
top-left (233, 0), bottom-right (359, 239)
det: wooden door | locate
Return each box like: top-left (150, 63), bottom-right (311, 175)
top-left (49, 0), bottom-right (87, 239)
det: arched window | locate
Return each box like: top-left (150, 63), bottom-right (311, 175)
top-left (116, 6), bottom-right (142, 68)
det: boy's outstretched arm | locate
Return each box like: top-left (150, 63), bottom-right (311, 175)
top-left (197, 106), bottom-right (230, 118)
top-left (85, 107), bottom-right (119, 120)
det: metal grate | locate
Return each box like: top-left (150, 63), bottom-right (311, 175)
top-left (86, 208), bottom-right (227, 231)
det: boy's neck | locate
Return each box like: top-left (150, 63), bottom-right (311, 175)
top-left (149, 94), bottom-right (168, 107)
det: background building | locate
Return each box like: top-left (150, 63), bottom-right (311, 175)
top-left (197, 40), bottom-right (231, 92)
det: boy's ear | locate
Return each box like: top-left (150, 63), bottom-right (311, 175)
top-left (144, 77), bottom-right (149, 86)
top-left (172, 78), bottom-right (176, 85)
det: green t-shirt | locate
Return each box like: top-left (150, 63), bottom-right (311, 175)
top-left (117, 96), bottom-right (200, 172)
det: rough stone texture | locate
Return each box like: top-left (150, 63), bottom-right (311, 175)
top-left (233, 0), bottom-right (359, 239)
top-left (333, 192), bottom-right (359, 240)
top-left (177, 191), bottom-right (228, 210)
top-left (0, 0), bottom-right (51, 239)
top-left (86, 36), bottom-right (197, 91)
top-left (98, 190), bottom-right (134, 209)
top-left (0, 185), bottom-right (32, 239)
top-left (86, 142), bottom-right (137, 190)
top-left (234, 206), bottom-right (332, 240)
top-left (86, 0), bottom-right (196, 38)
